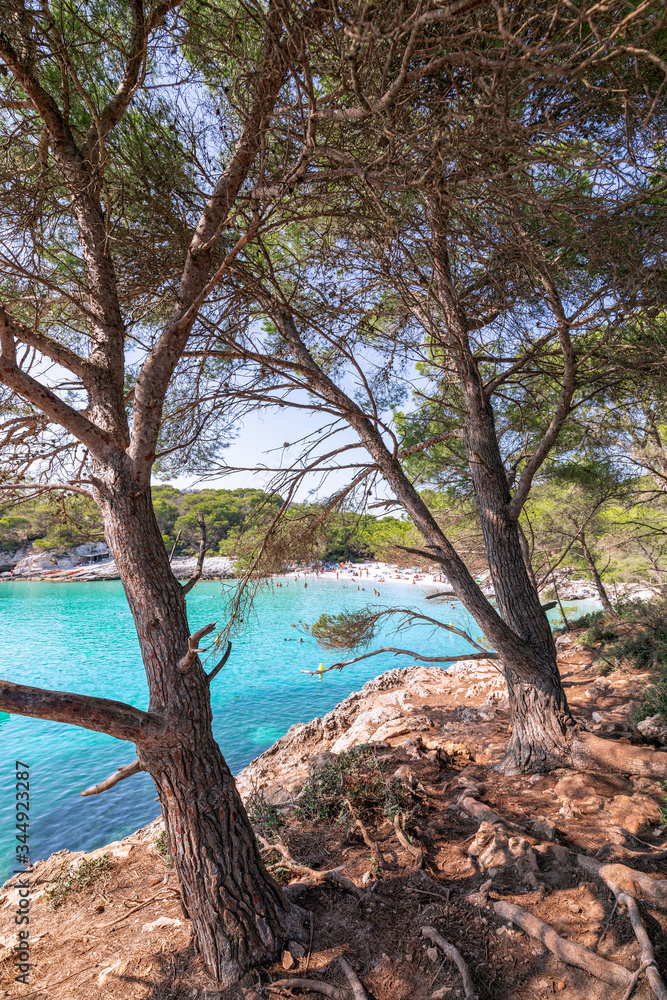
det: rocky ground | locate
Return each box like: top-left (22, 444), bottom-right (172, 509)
top-left (2, 633), bottom-right (667, 1000)
top-left (0, 543), bottom-right (234, 581)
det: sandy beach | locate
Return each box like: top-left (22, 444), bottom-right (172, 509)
top-left (275, 559), bottom-right (495, 598)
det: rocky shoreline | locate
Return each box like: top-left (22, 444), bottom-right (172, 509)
top-left (2, 638), bottom-right (666, 999)
top-left (0, 542), bottom-right (234, 582)
top-left (1, 542), bottom-right (661, 598)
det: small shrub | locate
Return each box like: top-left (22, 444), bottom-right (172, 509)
top-left (573, 595), bottom-right (667, 722)
top-left (382, 777), bottom-right (413, 821)
top-left (573, 610), bottom-right (618, 648)
top-left (154, 830), bottom-right (173, 868)
top-left (295, 745), bottom-right (413, 825)
top-left (45, 854), bottom-right (113, 909)
top-left (634, 676), bottom-right (667, 724)
top-left (247, 792), bottom-right (286, 837)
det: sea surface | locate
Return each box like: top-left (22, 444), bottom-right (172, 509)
top-left (0, 577), bottom-right (593, 880)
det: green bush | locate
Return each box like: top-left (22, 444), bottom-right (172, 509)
top-left (247, 793), bottom-right (286, 837)
top-left (295, 745), bottom-right (412, 824)
top-left (635, 677), bottom-right (667, 723)
top-left (573, 610), bottom-right (618, 647)
top-left (574, 596), bottom-right (667, 721)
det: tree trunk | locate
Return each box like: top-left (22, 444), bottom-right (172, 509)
top-left (579, 532), bottom-right (615, 616)
top-left (275, 311), bottom-right (667, 781)
top-left (95, 464), bottom-right (302, 985)
top-left (462, 396), bottom-right (575, 772)
top-left (428, 207), bottom-right (576, 773)
top-left (501, 658), bottom-right (573, 773)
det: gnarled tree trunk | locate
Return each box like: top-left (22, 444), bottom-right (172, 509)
top-left (96, 466), bottom-right (303, 985)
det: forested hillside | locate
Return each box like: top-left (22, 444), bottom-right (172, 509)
top-left (0, 485), bottom-right (414, 564)
top-left (4, 476), bottom-right (667, 596)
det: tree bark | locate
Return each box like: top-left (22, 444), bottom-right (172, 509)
top-left (428, 207), bottom-right (575, 773)
top-left (95, 464), bottom-right (302, 985)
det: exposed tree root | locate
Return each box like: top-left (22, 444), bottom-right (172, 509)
top-left (621, 901), bottom-right (667, 1000)
top-left (577, 857), bottom-right (667, 1000)
top-left (494, 900), bottom-right (633, 988)
top-left (338, 956), bottom-right (369, 1000)
top-left (458, 788), bottom-right (667, 993)
top-left (597, 844), bottom-right (667, 863)
top-left (345, 798), bottom-right (386, 870)
top-left (268, 979), bottom-right (344, 999)
top-left (578, 856), bottom-right (667, 911)
top-left (257, 835), bottom-right (321, 878)
top-left (571, 732), bottom-right (667, 779)
top-left (620, 960), bottom-right (658, 1000)
top-left (421, 926), bottom-right (475, 1000)
top-left (393, 813), bottom-right (424, 868)
top-left (457, 793), bottom-right (524, 832)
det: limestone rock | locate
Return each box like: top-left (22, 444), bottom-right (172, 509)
top-left (142, 916), bottom-right (181, 933)
top-left (440, 741), bottom-right (473, 764)
top-left (468, 822), bottom-right (539, 885)
top-left (608, 793), bottom-right (661, 835)
top-left (637, 714), bottom-right (667, 744)
top-left (531, 816), bottom-right (557, 841)
top-left (330, 706), bottom-right (404, 752)
top-left (554, 773), bottom-right (605, 816)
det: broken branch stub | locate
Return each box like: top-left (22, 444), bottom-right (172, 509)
top-left (80, 759), bottom-right (142, 796)
top-left (177, 622), bottom-right (217, 673)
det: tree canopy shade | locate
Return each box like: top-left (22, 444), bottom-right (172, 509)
top-left (2, 0), bottom-right (667, 989)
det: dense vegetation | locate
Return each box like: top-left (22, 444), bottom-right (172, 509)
top-left (4, 476), bottom-right (667, 598)
top-left (0, 485), bottom-right (413, 564)
top-left (574, 597), bottom-right (667, 722)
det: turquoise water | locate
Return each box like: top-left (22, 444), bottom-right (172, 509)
top-left (0, 578), bottom-right (587, 880)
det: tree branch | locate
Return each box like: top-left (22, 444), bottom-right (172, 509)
top-left (399, 430), bottom-right (463, 457)
top-left (81, 1), bottom-right (186, 159)
top-left (0, 679), bottom-right (164, 743)
top-left (129, 6), bottom-right (291, 475)
top-left (207, 641), bottom-right (232, 684)
top-left (311, 0), bottom-right (488, 121)
top-left (302, 646), bottom-right (497, 675)
top-left (506, 265), bottom-right (577, 521)
top-left (0, 306), bottom-right (92, 381)
top-left (177, 622), bottom-right (217, 673)
top-left (0, 482), bottom-right (94, 499)
top-left (274, 310), bottom-right (531, 670)
top-left (0, 348), bottom-right (115, 462)
top-left (181, 511), bottom-right (207, 595)
top-left (80, 759), bottom-right (143, 797)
